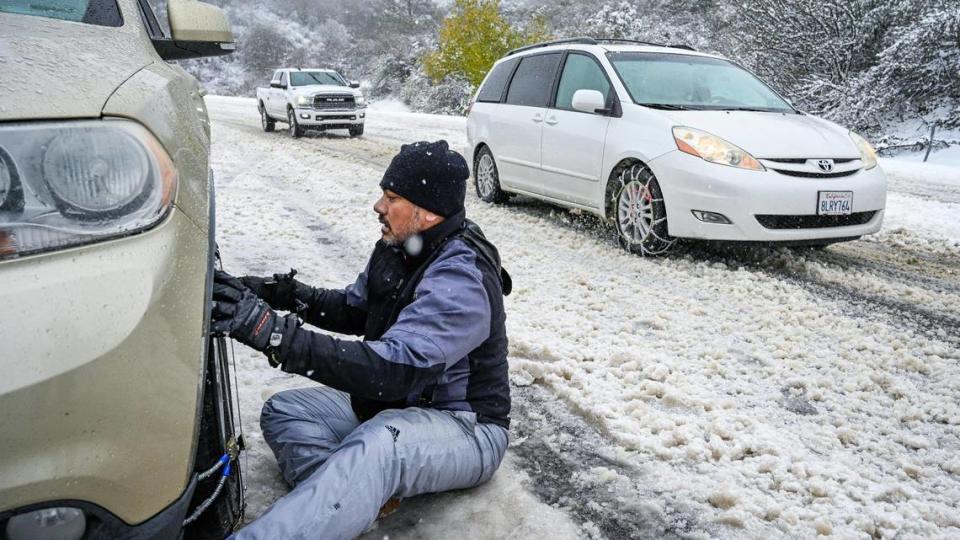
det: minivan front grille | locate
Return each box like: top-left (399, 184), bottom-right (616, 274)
top-left (314, 94), bottom-right (355, 109)
top-left (771, 168), bottom-right (859, 178)
top-left (755, 211), bottom-right (877, 229)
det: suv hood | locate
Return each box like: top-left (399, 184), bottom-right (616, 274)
top-left (292, 85), bottom-right (361, 97)
top-left (664, 110), bottom-right (859, 159)
top-left (0, 13), bottom-right (155, 121)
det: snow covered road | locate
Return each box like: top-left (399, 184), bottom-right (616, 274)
top-left (207, 96), bottom-right (960, 539)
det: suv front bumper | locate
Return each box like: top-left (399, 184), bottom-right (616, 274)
top-left (0, 208), bottom-right (209, 526)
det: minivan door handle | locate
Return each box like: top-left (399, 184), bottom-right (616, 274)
top-left (544, 116), bottom-right (558, 125)
top-left (531, 113), bottom-right (543, 123)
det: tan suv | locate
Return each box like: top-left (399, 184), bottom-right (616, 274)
top-left (0, 1), bottom-right (242, 538)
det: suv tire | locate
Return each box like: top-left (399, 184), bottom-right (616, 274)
top-left (613, 163), bottom-right (676, 256)
top-left (259, 102), bottom-right (275, 132)
top-left (474, 147), bottom-right (508, 203)
top-left (349, 125), bottom-right (364, 137)
top-left (183, 337), bottom-right (245, 539)
top-left (287, 108), bottom-right (304, 138)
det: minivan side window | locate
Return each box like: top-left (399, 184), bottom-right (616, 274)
top-left (505, 53), bottom-right (562, 108)
top-left (477, 58), bottom-right (519, 103)
top-left (555, 53), bottom-right (612, 112)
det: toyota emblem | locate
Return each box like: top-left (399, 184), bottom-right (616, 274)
top-left (817, 159), bottom-right (834, 173)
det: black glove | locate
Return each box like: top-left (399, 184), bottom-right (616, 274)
top-left (239, 268), bottom-right (310, 313)
top-left (212, 271), bottom-right (294, 366)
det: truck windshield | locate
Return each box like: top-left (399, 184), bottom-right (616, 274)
top-left (0, 0), bottom-right (122, 26)
top-left (290, 71), bottom-right (345, 87)
top-left (608, 52), bottom-right (795, 113)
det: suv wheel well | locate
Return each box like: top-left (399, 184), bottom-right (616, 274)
top-left (604, 159), bottom-right (644, 221)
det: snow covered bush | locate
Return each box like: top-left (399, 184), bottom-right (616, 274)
top-left (401, 69), bottom-right (474, 115)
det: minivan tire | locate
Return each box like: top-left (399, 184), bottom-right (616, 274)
top-left (259, 102), bottom-right (275, 132)
top-left (613, 163), bottom-right (676, 256)
top-left (474, 147), bottom-right (508, 203)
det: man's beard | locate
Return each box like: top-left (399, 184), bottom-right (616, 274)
top-left (379, 210), bottom-right (421, 246)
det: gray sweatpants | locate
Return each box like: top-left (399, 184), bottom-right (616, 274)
top-left (234, 386), bottom-right (509, 540)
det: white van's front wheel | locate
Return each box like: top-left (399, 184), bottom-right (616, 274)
top-left (614, 164), bottom-right (676, 256)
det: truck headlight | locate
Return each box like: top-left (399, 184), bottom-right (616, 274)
top-left (0, 119), bottom-right (176, 261)
top-left (355, 95), bottom-right (366, 107)
top-left (673, 126), bottom-right (765, 171)
top-left (295, 95), bottom-right (311, 106)
top-left (849, 131), bottom-right (878, 170)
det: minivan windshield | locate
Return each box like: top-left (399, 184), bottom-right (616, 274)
top-left (608, 52), bottom-right (795, 113)
top-left (290, 71), bottom-right (346, 87)
top-left (0, 0), bottom-right (122, 26)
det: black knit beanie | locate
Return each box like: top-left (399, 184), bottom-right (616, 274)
top-left (379, 140), bottom-right (469, 217)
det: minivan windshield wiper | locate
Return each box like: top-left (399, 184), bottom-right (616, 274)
top-left (712, 106), bottom-right (792, 113)
top-left (638, 103), bottom-right (695, 110)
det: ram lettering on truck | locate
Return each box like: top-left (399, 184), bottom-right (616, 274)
top-left (257, 69), bottom-right (366, 138)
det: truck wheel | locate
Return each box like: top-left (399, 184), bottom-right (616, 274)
top-left (287, 108), bottom-right (304, 138)
top-left (259, 102), bottom-right (275, 132)
top-left (182, 336), bottom-right (245, 539)
top-left (349, 124), bottom-right (364, 137)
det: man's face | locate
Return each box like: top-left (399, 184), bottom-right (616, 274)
top-left (373, 190), bottom-right (441, 245)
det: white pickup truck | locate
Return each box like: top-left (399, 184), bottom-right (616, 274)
top-left (257, 68), bottom-right (367, 138)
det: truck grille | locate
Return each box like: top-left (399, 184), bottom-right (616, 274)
top-left (755, 211), bottom-right (877, 229)
top-left (314, 94), bottom-right (355, 110)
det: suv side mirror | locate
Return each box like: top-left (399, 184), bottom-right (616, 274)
top-left (571, 90), bottom-right (607, 115)
top-left (153, 0), bottom-right (236, 61)
top-left (349, 81), bottom-right (361, 89)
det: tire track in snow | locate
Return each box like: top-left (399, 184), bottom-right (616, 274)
top-left (510, 384), bottom-right (710, 540)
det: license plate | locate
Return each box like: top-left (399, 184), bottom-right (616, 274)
top-left (817, 191), bottom-right (853, 216)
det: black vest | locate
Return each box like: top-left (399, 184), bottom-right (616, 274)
top-left (351, 211), bottom-right (511, 423)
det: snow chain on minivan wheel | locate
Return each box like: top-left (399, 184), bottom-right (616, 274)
top-left (613, 163), bottom-right (676, 256)
top-left (475, 147), bottom-right (508, 203)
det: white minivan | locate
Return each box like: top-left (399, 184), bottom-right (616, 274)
top-left (466, 38), bottom-right (886, 255)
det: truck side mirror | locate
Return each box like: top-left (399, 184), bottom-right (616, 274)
top-left (152, 0), bottom-right (236, 61)
top-left (270, 82), bottom-right (282, 89)
top-left (349, 81), bottom-right (361, 89)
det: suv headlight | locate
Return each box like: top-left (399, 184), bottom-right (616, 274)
top-left (849, 131), bottom-right (878, 170)
top-left (0, 119), bottom-right (176, 261)
top-left (673, 126), bottom-right (765, 171)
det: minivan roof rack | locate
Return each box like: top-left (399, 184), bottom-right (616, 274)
top-left (594, 38), bottom-right (697, 51)
top-left (506, 37), bottom-right (597, 56)
top-left (505, 37), bottom-right (696, 57)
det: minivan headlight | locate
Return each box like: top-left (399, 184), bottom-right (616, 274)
top-left (849, 131), bottom-right (878, 170)
top-left (673, 126), bottom-right (765, 171)
top-left (0, 119), bottom-right (177, 261)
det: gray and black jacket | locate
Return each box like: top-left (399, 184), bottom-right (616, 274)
top-left (277, 210), bottom-right (512, 428)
